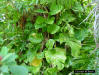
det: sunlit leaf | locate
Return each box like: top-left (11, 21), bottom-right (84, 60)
top-left (67, 40), bottom-right (81, 57)
top-left (50, 4), bottom-right (63, 15)
top-left (46, 39), bottom-right (55, 49)
top-left (45, 48), bottom-right (66, 70)
top-left (30, 57), bottom-right (42, 67)
top-left (47, 25), bottom-right (60, 34)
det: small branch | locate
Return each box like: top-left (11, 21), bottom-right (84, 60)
top-left (79, 6), bottom-right (96, 25)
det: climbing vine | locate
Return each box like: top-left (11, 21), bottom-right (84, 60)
top-left (0, 0), bottom-right (98, 75)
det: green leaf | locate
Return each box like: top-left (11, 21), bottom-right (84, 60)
top-left (58, 33), bottom-right (69, 44)
top-left (50, 4), bottom-right (63, 15)
top-left (60, 11), bottom-right (75, 23)
top-left (1, 65), bottom-right (9, 73)
top-left (29, 33), bottom-right (43, 43)
top-left (37, 52), bottom-right (44, 59)
top-left (2, 73), bottom-right (10, 75)
top-left (35, 16), bottom-right (46, 29)
top-left (68, 26), bottom-right (74, 36)
top-left (34, 9), bottom-right (48, 13)
top-left (47, 25), bottom-right (60, 34)
top-left (46, 17), bottom-right (55, 24)
top-left (64, 0), bottom-right (75, 9)
top-left (45, 48), bottom-right (66, 70)
top-left (75, 28), bottom-right (88, 41)
top-left (0, 46), bottom-right (8, 56)
top-left (67, 40), bottom-right (81, 57)
top-left (0, 37), bottom-right (3, 45)
top-left (44, 68), bottom-right (57, 75)
top-left (9, 65), bottom-right (28, 75)
top-left (73, 2), bottom-right (83, 12)
top-left (1, 53), bottom-right (17, 64)
top-left (29, 63), bottom-right (42, 74)
top-left (46, 39), bottom-right (55, 49)
top-left (35, 16), bottom-right (45, 24)
top-left (64, 56), bottom-right (72, 68)
top-left (35, 24), bottom-right (46, 29)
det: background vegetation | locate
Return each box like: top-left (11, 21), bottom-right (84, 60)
top-left (0, 0), bottom-right (98, 75)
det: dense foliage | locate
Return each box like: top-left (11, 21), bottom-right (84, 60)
top-left (0, 0), bottom-right (98, 75)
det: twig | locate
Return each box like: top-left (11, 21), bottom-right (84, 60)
top-left (79, 6), bottom-right (96, 25)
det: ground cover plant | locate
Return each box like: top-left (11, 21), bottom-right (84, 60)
top-left (0, 0), bottom-right (98, 75)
